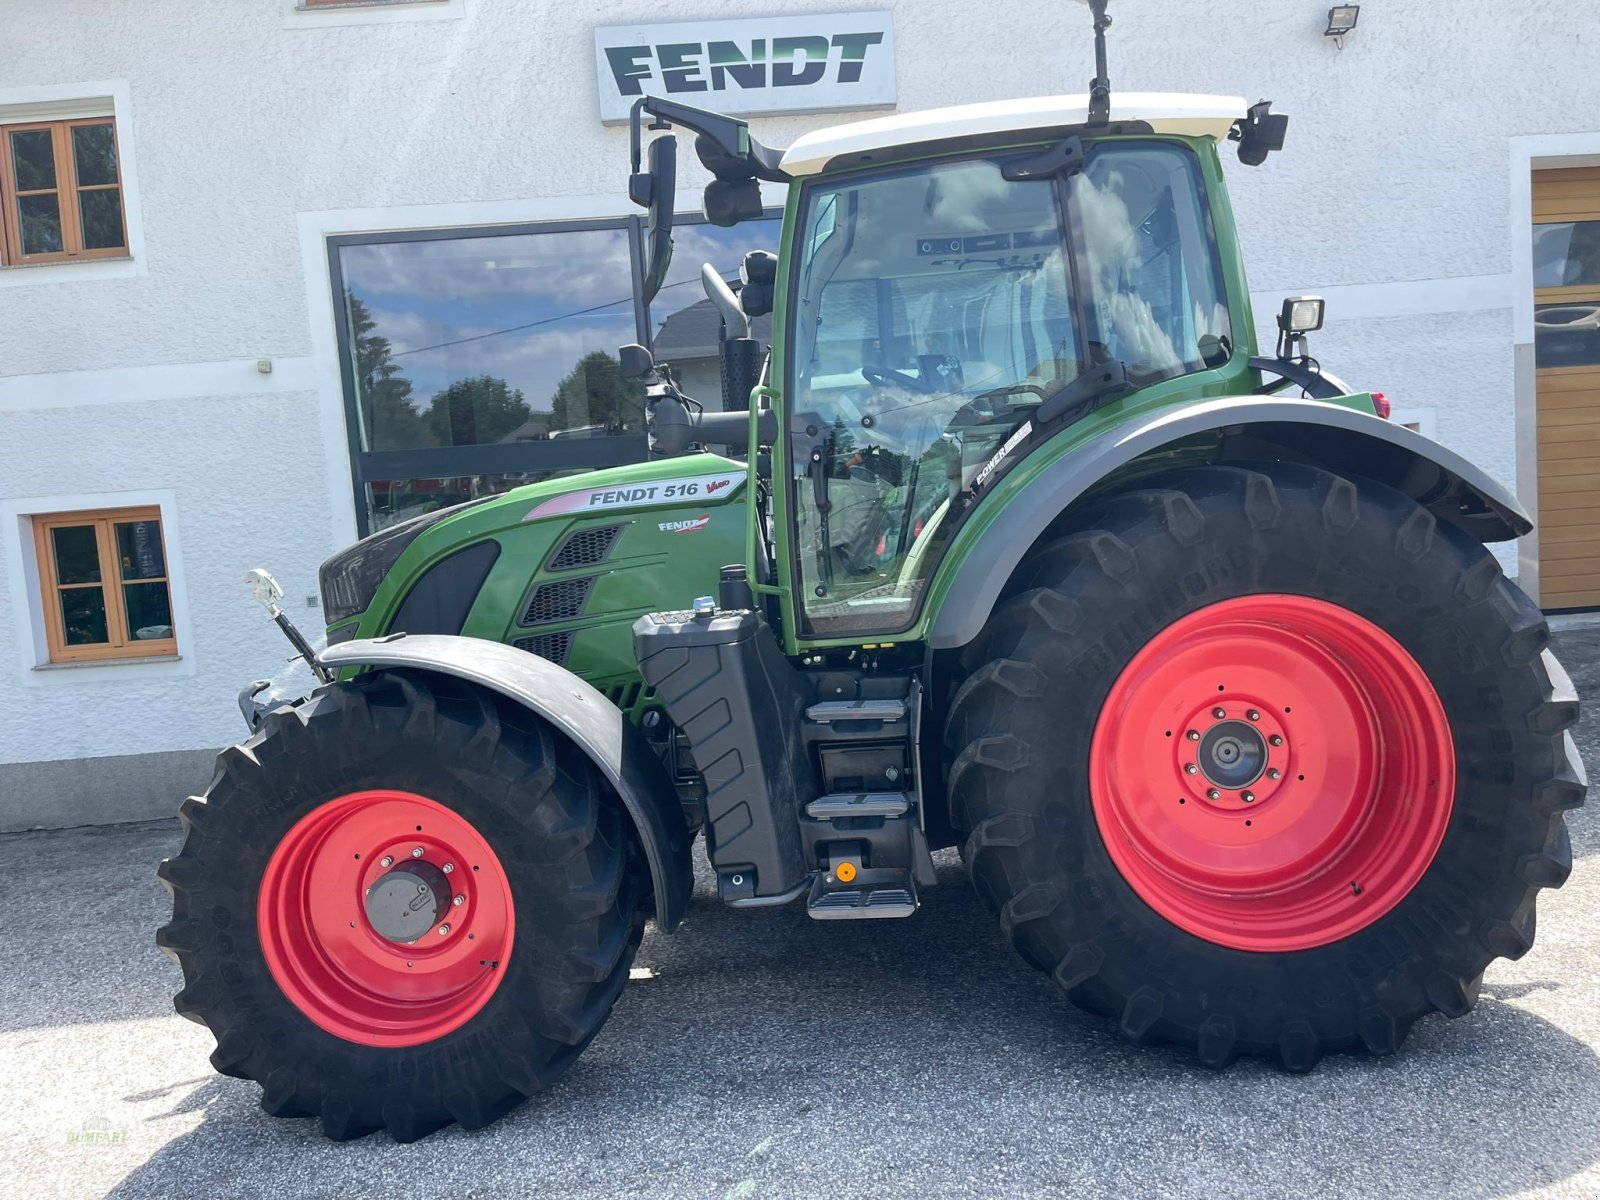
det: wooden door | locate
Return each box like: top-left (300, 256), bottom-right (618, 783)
top-left (1533, 167), bottom-right (1600, 608)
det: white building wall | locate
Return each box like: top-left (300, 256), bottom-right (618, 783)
top-left (1, 0), bottom-right (1596, 826)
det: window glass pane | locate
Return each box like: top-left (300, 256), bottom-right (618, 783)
top-left (115, 521), bottom-right (166, 579)
top-left (124, 582), bottom-right (174, 640)
top-left (71, 123), bottom-right (118, 187)
top-left (18, 193), bottom-right (64, 255)
top-left (649, 218), bottom-right (781, 410)
top-left (1072, 144), bottom-right (1232, 380)
top-left (337, 226), bottom-right (642, 452)
top-left (366, 473), bottom-right (560, 532)
top-left (60, 587), bottom-right (109, 645)
top-left (9, 128), bottom-right (55, 191)
top-left (78, 188), bottom-right (125, 251)
top-left (1535, 301), bottom-right (1600, 368)
top-left (51, 525), bottom-right (102, 584)
top-left (1533, 221), bottom-right (1600, 290)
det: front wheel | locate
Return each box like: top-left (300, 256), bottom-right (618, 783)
top-left (157, 670), bottom-right (645, 1140)
top-left (945, 463), bottom-right (1584, 1069)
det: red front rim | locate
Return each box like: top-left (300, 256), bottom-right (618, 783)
top-left (1089, 595), bottom-right (1455, 953)
top-left (257, 790), bottom-right (514, 1047)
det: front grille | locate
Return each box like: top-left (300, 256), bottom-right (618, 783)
top-left (519, 576), bottom-right (593, 626)
top-left (512, 631), bottom-right (575, 667)
top-left (549, 524), bottom-right (623, 571)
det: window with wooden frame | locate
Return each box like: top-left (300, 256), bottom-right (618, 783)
top-left (31, 508), bottom-right (177, 663)
top-left (1, 117), bottom-right (127, 266)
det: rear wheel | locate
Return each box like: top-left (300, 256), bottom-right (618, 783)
top-left (158, 670), bottom-right (645, 1140)
top-left (945, 463), bottom-right (1584, 1069)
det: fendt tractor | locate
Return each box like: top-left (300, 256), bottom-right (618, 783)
top-left (159, 3), bottom-right (1584, 1142)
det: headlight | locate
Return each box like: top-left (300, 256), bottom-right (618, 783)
top-left (318, 501), bottom-right (486, 624)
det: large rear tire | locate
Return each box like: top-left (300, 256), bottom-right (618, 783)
top-left (945, 463), bottom-right (1584, 1069)
top-left (157, 669), bottom-right (645, 1140)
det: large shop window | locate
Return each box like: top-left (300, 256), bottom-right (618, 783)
top-left (330, 215), bottom-right (779, 532)
top-left (31, 508), bottom-right (175, 663)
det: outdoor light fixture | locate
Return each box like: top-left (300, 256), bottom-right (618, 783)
top-left (1325, 5), bottom-right (1360, 39)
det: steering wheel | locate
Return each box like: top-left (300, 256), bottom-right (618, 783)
top-left (862, 364), bottom-right (937, 394)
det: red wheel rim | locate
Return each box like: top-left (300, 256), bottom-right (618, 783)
top-left (1089, 595), bottom-right (1454, 952)
top-left (257, 790), bottom-right (514, 1046)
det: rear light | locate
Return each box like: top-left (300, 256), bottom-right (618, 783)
top-left (1371, 391), bottom-right (1391, 420)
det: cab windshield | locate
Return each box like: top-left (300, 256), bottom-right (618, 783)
top-left (787, 140), bottom-right (1231, 636)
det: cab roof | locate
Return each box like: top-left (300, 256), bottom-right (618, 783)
top-left (778, 92), bottom-right (1248, 176)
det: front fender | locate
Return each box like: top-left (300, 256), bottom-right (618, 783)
top-left (320, 634), bottom-right (693, 932)
top-left (926, 395), bottom-right (1531, 650)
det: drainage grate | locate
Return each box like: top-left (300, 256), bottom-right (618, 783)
top-left (512, 631), bottom-right (575, 666)
top-left (520, 576), bottom-right (593, 626)
top-left (548, 524), bottom-right (623, 571)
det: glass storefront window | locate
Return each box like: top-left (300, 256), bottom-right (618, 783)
top-left (649, 218), bottom-right (781, 409)
top-left (332, 215), bottom-right (781, 533)
top-left (337, 225), bottom-right (643, 453)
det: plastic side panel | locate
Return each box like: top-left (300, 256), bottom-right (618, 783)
top-left (926, 396), bottom-right (1533, 650)
top-left (319, 635), bottom-right (693, 932)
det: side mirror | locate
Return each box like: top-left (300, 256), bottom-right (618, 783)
top-left (703, 177), bottom-right (765, 228)
top-left (739, 249), bottom-right (778, 318)
top-left (618, 343), bottom-right (656, 380)
top-left (635, 135), bottom-right (678, 305)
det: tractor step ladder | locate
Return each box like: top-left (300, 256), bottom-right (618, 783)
top-left (806, 867), bottom-right (919, 919)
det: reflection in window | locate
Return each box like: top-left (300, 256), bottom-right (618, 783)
top-left (1535, 302), bottom-right (1600, 368)
top-left (366, 474), bottom-right (561, 531)
top-left (1533, 221), bottom-right (1600, 289)
top-left (648, 218), bottom-right (781, 410)
top-left (337, 226), bottom-right (644, 453)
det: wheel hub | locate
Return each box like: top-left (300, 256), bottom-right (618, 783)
top-left (364, 861), bottom-right (451, 944)
top-left (1196, 719), bottom-right (1267, 791)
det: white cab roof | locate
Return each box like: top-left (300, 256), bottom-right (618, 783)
top-left (779, 92), bottom-right (1247, 176)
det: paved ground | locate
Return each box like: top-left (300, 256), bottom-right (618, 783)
top-left (2, 630), bottom-right (1598, 1200)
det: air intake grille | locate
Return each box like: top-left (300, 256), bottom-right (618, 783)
top-left (512, 631), bottom-right (575, 667)
top-left (549, 524), bottom-right (623, 571)
top-left (520, 576), bottom-right (593, 626)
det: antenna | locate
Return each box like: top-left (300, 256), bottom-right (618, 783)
top-left (1082, 0), bottom-right (1112, 126)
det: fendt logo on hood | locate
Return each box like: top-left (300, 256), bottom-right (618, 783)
top-left (658, 515), bottom-right (711, 534)
top-left (594, 13), bottom-right (896, 124)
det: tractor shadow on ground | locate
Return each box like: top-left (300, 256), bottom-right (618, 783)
top-left (105, 846), bottom-right (1600, 1200)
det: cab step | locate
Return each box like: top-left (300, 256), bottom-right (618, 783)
top-left (807, 868), bottom-right (919, 920)
top-left (804, 698), bottom-right (907, 725)
top-left (804, 792), bottom-right (911, 820)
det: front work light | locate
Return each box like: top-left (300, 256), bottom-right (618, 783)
top-left (1280, 296), bottom-right (1326, 334)
top-left (1276, 295), bottom-right (1326, 361)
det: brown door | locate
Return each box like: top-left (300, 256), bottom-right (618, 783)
top-left (1533, 167), bottom-right (1600, 609)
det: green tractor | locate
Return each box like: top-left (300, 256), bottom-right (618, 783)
top-left (160, 4), bottom-right (1583, 1143)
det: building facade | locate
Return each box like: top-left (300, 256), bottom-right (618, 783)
top-left (1, 0), bottom-right (1597, 829)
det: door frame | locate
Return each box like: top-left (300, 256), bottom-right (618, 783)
top-left (1510, 133), bottom-right (1600, 605)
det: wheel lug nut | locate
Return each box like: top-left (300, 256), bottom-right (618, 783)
top-left (1207, 789), bottom-right (1221, 801)
top-left (453, 895), bottom-right (465, 907)
top-left (1185, 763), bottom-right (1199, 775)
top-left (1242, 791), bottom-right (1256, 803)
top-left (438, 924), bottom-right (451, 935)
top-left (1212, 708), bottom-right (1226, 720)
top-left (1267, 768), bottom-right (1281, 781)
top-left (1247, 709), bottom-right (1261, 721)
top-left (379, 856), bottom-right (393, 868)
top-left (411, 847), bottom-right (424, 858)
top-left (1270, 735), bottom-right (1284, 747)
top-left (1186, 730), bottom-right (1200, 742)
top-left (442, 863), bottom-right (455, 874)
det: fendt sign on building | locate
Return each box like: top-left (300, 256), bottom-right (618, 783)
top-left (594, 11), bottom-right (896, 124)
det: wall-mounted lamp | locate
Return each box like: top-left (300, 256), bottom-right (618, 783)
top-left (1325, 5), bottom-right (1360, 44)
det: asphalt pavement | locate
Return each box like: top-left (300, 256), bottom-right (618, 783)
top-left (2, 628), bottom-right (1598, 1200)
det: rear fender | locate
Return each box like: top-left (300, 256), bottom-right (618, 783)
top-left (320, 634), bottom-right (693, 932)
top-left (927, 396), bottom-right (1531, 650)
